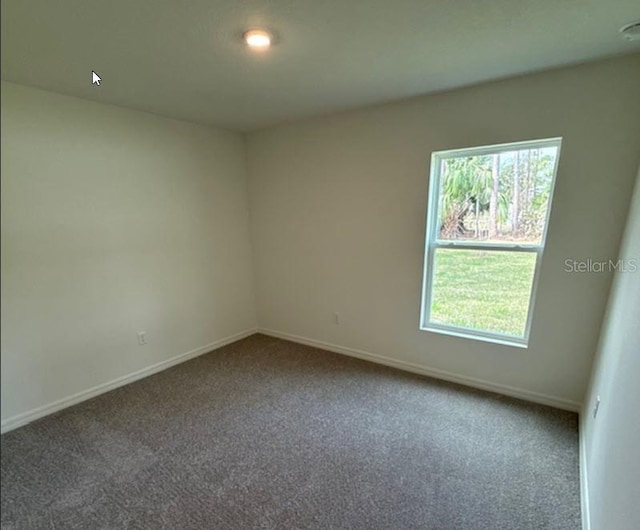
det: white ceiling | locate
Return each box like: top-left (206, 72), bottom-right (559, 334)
top-left (2, 0), bottom-right (639, 131)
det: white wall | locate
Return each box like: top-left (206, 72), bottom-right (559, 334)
top-left (1, 82), bottom-right (256, 425)
top-left (246, 55), bottom-right (640, 407)
top-left (581, 164), bottom-right (640, 530)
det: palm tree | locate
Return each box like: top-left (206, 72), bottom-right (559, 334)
top-left (439, 156), bottom-right (492, 238)
top-left (488, 154), bottom-right (500, 238)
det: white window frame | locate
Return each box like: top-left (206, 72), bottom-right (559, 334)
top-left (419, 137), bottom-right (562, 348)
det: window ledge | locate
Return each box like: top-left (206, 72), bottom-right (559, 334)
top-left (420, 325), bottom-right (529, 349)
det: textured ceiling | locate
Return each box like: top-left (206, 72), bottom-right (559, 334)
top-left (2, 0), bottom-right (639, 131)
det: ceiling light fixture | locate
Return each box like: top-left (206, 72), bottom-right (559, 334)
top-left (619, 21), bottom-right (640, 42)
top-left (243, 29), bottom-right (272, 50)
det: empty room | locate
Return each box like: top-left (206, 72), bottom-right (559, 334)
top-left (1, 1), bottom-right (639, 529)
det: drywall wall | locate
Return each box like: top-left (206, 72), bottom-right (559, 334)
top-left (246, 54), bottom-right (640, 407)
top-left (1, 82), bottom-right (256, 426)
top-left (581, 165), bottom-right (640, 530)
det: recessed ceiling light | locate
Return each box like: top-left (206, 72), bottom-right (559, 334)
top-left (243, 29), bottom-right (272, 50)
top-left (619, 21), bottom-right (640, 42)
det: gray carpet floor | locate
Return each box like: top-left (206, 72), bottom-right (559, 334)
top-left (1, 334), bottom-right (581, 529)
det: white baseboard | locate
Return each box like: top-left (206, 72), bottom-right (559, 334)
top-left (2, 326), bottom-right (581, 435)
top-left (1, 327), bottom-right (258, 434)
top-left (258, 328), bottom-right (582, 413)
top-left (579, 411), bottom-right (591, 530)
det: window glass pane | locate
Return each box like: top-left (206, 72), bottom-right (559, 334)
top-left (437, 147), bottom-right (558, 245)
top-left (430, 249), bottom-right (537, 337)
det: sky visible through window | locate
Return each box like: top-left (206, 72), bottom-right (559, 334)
top-left (437, 147), bottom-right (558, 245)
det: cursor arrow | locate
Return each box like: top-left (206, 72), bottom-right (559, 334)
top-left (92, 71), bottom-right (101, 86)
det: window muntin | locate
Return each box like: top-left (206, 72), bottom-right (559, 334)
top-left (420, 138), bottom-right (561, 346)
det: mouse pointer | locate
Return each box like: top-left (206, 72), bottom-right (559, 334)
top-left (92, 71), bottom-right (101, 86)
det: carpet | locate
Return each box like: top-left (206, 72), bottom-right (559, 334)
top-left (1, 334), bottom-right (581, 529)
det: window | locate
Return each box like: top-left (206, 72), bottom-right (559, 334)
top-left (420, 138), bottom-right (562, 347)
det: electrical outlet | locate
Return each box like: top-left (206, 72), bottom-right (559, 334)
top-left (593, 396), bottom-right (601, 418)
top-left (334, 312), bottom-right (340, 325)
top-left (137, 331), bottom-right (147, 346)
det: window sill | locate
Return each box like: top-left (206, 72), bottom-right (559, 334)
top-left (420, 325), bottom-right (529, 349)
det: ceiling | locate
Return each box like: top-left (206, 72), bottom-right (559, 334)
top-left (2, 0), bottom-right (639, 131)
